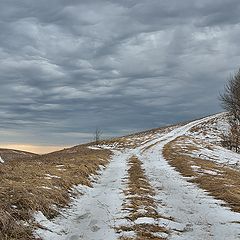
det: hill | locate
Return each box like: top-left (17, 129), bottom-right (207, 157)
top-left (0, 148), bottom-right (38, 163)
top-left (1, 112), bottom-right (239, 240)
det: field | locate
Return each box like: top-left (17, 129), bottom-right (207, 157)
top-left (0, 113), bottom-right (240, 239)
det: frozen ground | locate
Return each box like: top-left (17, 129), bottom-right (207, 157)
top-left (35, 150), bottom-right (131, 240)
top-left (35, 113), bottom-right (240, 240)
top-left (137, 120), bottom-right (240, 239)
top-left (184, 139), bottom-right (240, 168)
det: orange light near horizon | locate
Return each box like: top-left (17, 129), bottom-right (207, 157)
top-left (0, 144), bottom-right (70, 154)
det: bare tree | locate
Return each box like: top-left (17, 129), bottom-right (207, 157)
top-left (220, 69), bottom-right (240, 152)
top-left (220, 69), bottom-right (240, 120)
top-left (94, 128), bottom-right (102, 144)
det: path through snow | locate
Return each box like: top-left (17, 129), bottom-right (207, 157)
top-left (35, 115), bottom-right (240, 240)
top-left (35, 150), bottom-right (131, 240)
top-left (136, 118), bottom-right (240, 239)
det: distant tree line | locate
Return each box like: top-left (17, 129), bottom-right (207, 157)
top-left (220, 69), bottom-right (240, 153)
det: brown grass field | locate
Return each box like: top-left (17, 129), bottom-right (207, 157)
top-left (163, 136), bottom-right (240, 213)
top-left (0, 144), bottom-right (111, 240)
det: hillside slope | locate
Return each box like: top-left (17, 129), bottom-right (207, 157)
top-left (0, 148), bottom-right (38, 163)
top-left (0, 144), bottom-right (112, 240)
top-left (34, 113), bottom-right (240, 240)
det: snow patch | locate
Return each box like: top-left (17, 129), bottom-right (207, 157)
top-left (134, 217), bottom-right (155, 225)
top-left (88, 146), bottom-right (102, 150)
top-left (44, 174), bottom-right (61, 179)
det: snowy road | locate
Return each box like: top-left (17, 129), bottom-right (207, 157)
top-left (137, 119), bottom-right (240, 239)
top-left (35, 150), bottom-right (131, 240)
top-left (35, 115), bottom-right (240, 240)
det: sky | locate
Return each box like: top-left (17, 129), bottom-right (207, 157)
top-left (0, 0), bottom-right (240, 153)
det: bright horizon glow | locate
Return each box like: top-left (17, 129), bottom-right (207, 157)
top-left (0, 144), bottom-right (71, 154)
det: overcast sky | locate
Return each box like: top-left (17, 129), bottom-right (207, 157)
top-left (0, 0), bottom-right (240, 152)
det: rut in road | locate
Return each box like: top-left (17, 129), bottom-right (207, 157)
top-left (116, 155), bottom-right (171, 240)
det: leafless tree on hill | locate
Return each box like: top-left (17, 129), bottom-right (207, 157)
top-left (220, 69), bottom-right (240, 152)
top-left (94, 128), bottom-right (102, 144)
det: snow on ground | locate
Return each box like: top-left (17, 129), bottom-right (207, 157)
top-left (137, 118), bottom-right (240, 239)
top-left (87, 146), bottom-right (103, 150)
top-left (186, 141), bottom-right (240, 168)
top-left (186, 112), bottom-right (229, 144)
top-left (44, 174), bottom-right (61, 179)
top-left (181, 112), bottom-right (240, 168)
top-left (35, 114), bottom-right (240, 240)
top-left (0, 155), bottom-right (4, 163)
top-left (35, 150), bottom-right (132, 240)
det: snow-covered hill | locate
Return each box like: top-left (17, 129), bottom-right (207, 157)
top-left (178, 112), bottom-right (240, 168)
top-left (34, 113), bottom-right (240, 240)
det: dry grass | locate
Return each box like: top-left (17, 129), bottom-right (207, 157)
top-left (116, 156), bottom-right (169, 240)
top-left (163, 136), bottom-right (240, 213)
top-left (0, 148), bottom-right (37, 162)
top-left (99, 123), bottom-right (184, 151)
top-left (0, 144), bottom-right (111, 240)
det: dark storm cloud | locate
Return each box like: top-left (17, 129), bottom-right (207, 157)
top-left (0, 0), bottom-right (240, 146)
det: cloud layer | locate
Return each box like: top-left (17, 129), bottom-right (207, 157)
top-left (0, 0), bottom-right (240, 147)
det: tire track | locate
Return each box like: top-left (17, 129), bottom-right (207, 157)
top-left (116, 155), bottom-right (171, 240)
